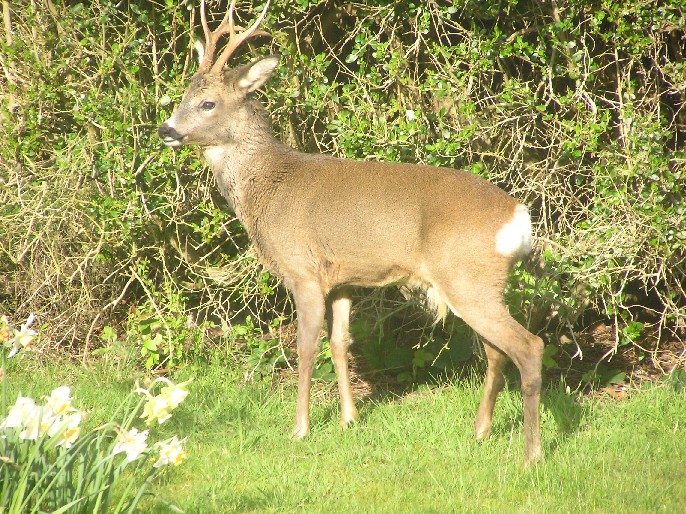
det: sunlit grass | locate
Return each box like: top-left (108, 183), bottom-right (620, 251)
top-left (4, 357), bottom-right (685, 513)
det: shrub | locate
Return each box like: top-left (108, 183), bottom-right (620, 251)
top-left (1, 1), bottom-right (683, 372)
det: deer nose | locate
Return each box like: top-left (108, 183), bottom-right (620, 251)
top-left (158, 123), bottom-right (184, 146)
top-left (158, 123), bottom-right (178, 139)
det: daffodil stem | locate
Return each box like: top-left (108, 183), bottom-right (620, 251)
top-left (128, 470), bottom-right (155, 514)
top-left (1, 347), bottom-right (7, 418)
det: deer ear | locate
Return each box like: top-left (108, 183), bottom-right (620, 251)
top-left (236, 55), bottom-right (280, 93)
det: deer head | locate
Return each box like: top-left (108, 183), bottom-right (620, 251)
top-left (158, 0), bottom-right (275, 148)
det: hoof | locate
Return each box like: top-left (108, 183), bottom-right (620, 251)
top-left (340, 408), bottom-right (359, 429)
top-left (474, 427), bottom-right (491, 441)
top-left (292, 425), bottom-right (309, 440)
top-left (340, 417), bottom-right (358, 430)
top-left (523, 448), bottom-right (544, 468)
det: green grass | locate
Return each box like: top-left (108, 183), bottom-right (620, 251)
top-left (3, 357), bottom-right (685, 513)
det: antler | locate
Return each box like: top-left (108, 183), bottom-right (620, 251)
top-left (197, 0), bottom-right (271, 75)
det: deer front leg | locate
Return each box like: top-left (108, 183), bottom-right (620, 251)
top-left (326, 288), bottom-right (358, 428)
top-left (291, 282), bottom-right (326, 439)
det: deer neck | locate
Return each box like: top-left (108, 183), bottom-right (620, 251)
top-left (202, 112), bottom-right (284, 227)
top-left (203, 145), bottom-right (255, 219)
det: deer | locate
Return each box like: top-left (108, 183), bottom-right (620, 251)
top-left (158, 0), bottom-right (544, 465)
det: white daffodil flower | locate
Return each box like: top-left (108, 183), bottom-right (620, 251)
top-left (0, 396), bottom-right (36, 430)
top-left (113, 427), bottom-right (149, 463)
top-left (50, 412), bottom-right (82, 448)
top-left (45, 386), bottom-right (73, 416)
top-left (0, 316), bottom-right (13, 343)
top-left (7, 314), bottom-right (38, 358)
top-left (159, 379), bottom-right (192, 409)
top-left (153, 436), bottom-right (187, 467)
top-left (20, 405), bottom-right (56, 441)
top-left (137, 378), bottom-right (192, 425)
top-left (141, 395), bottom-right (173, 425)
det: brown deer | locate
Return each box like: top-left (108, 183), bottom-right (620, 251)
top-left (158, 0), bottom-right (544, 464)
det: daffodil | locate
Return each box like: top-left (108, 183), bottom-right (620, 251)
top-left (159, 378), bottom-right (192, 408)
top-left (1, 387), bottom-right (82, 446)
top-left (0, 316), bottom-right (13, 343)
top-left (153, 436), bottom-right (187, 467)
top-left (137, 378), bottom-right (192, 425)
top-left (113, 427), bottom-right (149, 462)
top-left (7, 314), bottom-right (38, 358)
top-left (141, 395), bottom-right (173, 425)
top-left (45, 386), bottom-right (73, 416)
top-left (19, 405), bottom-right (57, 441)
top-left (50, 412), bottom-right (82, 448)
top-left (0, 396), bottom-right (36, 430)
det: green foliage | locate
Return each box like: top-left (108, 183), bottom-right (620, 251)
top-left (311, 341), bottom-right (337, 382)
top-left (235, 316), bottom-right (289, 379)
top-left (126, 295), bottom-right (205, 371)
top-left (668, 368), bottom-right (686, 392)
top-left (542, 344), bottom-right (560, 370)
top-left (1, 0), bottom-right (684, 373)
top-left (352, 312), bottom-right (474, 384)
top-left (581, 364), bottom-right (627, 390)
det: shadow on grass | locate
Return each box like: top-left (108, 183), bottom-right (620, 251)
top-left (330, 357), bottom-right (589, 460)
top-left (145, 490), bottom-right (285, 513)
top-left (543, 385), bottom-right (587, 434)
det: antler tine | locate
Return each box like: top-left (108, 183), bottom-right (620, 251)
top-left (197, 0), bottom-right (214, 73)
top-left (197, 0), bottom-right (238, 74)
top-left (210, 0), bottom-right (271, 75)
top-left (199, 0), bottom-right (212, 50)
top-left (225, 0), bottom-right (238, 34)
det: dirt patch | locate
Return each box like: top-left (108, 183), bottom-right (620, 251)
top-left (549, 321), bottom-right (685, 389)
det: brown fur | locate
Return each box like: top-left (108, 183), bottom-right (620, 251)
top-left (159, 55), bottom-right (544, 464)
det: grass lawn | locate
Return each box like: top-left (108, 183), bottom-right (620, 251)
top-left (3, 356), bottom-right (685, 513)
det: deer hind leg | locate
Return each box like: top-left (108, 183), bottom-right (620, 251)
top-left (290, 281), bottom-right (326, 439)
top-left (442, 285), bottom-right (544, 464)
top-left (326, 288), bottom-right (359, 428)
top-left (474, 343), bottom-right (507, 441)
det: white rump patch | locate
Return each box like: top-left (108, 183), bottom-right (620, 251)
top-left (495, 204), bottom-right (532, 257)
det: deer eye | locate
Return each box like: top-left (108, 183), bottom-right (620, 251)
top-left (200, 101), bottom-right (216, 111)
